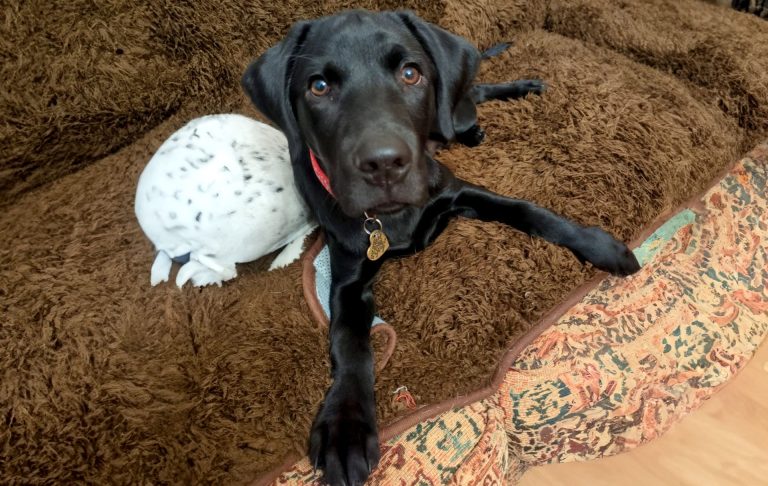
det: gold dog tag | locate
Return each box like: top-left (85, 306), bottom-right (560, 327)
top-left (364, 213), bottom-right (389, 261)
top-left (367, 229), bottom-right (390, 261)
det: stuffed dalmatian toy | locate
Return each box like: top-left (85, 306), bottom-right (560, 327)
top-left (135, 114), bottom-right (316, 287)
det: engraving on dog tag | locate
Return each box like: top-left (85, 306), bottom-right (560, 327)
top-left (367, 229), bottom-right (389, 261)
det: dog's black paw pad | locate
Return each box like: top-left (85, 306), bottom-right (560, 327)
top-left (609, 246), bottom-right (641, 276)
top-left (575, 227), bottom-right (641, 277)
top-left (525, 79), bottom-right (547, 95)
top-left (456, 125), bottom-right (486, 147)
top-left (309, 395), bottom-right (380, 485)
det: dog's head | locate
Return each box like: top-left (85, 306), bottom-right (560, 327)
top-left (242, 10), bottom-right (480, 217)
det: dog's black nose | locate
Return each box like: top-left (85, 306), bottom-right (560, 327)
top-left (354, 137), bottom-right (412, 187)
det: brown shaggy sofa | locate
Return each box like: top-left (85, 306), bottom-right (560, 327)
top-left (1, 0), bottom-right (767, 483)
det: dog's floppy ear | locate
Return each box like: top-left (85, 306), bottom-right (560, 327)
top-left (396, 12), bottom-right (481, 143)
top-left (241, 21), bottom-right (311, 150)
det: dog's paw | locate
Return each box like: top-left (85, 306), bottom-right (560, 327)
top-left (309, 384), bottom-right (380, 486)
top-left (456, 125), bottom-right (486, 147)
top-left (494, 79), bottom-right (547, 101)
top-left (520, 79), bottom-right (547, 96)
top-left (574, 227), bottom-right (641, 277)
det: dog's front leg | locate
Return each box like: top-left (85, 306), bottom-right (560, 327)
top-left (453, 182), bottom-right (641, 276)
top-left (309, 239), bottom-right (382, 485)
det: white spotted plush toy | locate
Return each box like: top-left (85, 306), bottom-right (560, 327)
top-left (135, 114), bottom-right (316, 287)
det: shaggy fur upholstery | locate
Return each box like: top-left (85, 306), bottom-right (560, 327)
top-left (1, 0), bottom-right (767, 483)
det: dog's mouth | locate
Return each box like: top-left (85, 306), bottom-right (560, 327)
top-left (364, 189), bottom-right (430, 215)
top-left (336, 159), bottom-right (430, 217)
top-left (337, 191), bottom-right (419, 218)
top-left (369, 202), bottom-right (406, 214)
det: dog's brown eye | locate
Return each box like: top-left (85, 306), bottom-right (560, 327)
top-left (400, 65), bottom-right (422, 85)
top-left (309, 78), bottom-right (329, 96)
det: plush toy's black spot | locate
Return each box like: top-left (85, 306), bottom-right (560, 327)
top-left (187, 199), bottom-right (192, 205)
top-left (275, 187), bottom-right (284, 193)
top-left (272, 208), bottom-right (277, 212)
top-left (186, 144), bottom-right (193, 149)
top-left (244, 175), bottom-right (252, 181)
top-left (227, 211), bottom-right (236, 216)
top-left (169, 212), bottom-right (177, 219)
top-left (181, 167), bottom-right (187, 172)
top-left (172, 253), bottom-right (190, 264)
top-left (195, 212), bottom-right (202, 222)
top-left (166, 172), bottom-right (173, 178)
top-left (192, 129), bottom-right (199, 138)
top-left (235, 190), bottom-right (242, 196)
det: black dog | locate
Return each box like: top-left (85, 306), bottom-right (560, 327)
top-left (242, 10), bottom-right (640, 485)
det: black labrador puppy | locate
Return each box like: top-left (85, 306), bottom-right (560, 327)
top-left (242, 10), bottom-right (640, 485)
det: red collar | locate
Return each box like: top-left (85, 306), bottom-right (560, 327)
top-left (309, 149), bottom-right (334, 197)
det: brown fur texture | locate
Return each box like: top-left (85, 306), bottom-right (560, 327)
top-left (1, 0), bottom-right (767, 483)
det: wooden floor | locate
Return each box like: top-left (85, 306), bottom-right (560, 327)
top-left (519, 339), bottom-right (768, 486)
